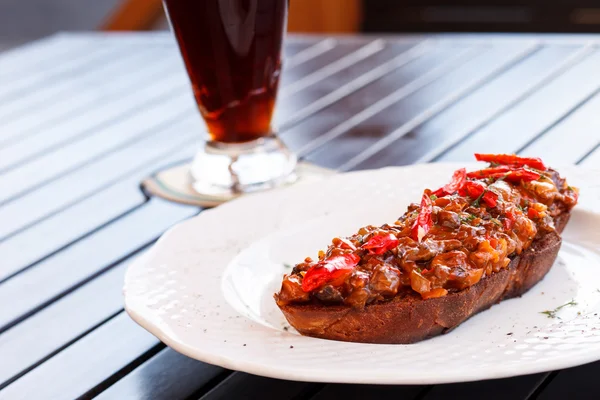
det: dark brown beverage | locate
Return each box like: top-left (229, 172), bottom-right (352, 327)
top-left (163, 0), bottom-right (287, 143)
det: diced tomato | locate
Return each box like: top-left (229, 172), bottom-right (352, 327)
top-left (482, 190), bottom-right (498, 208)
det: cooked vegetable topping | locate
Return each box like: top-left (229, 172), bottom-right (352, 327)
top-left (410, 193), bottom-right (433, 243)
top-left (275, 153), bottom-right (579, 309)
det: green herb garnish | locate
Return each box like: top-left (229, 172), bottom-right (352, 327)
top-left (472, 192), bottom-right (485, 207)
top-left (430, 194), bottom-right (438, 201)
top-left (540, 299), bottom-right (578, 319)
top-left (460, 214), bottom-right (477, 224)
top-left (491, 218), bottom-right (502, 227)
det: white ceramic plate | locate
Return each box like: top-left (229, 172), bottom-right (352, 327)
top-left (124, 163), bottom-right (600, 384)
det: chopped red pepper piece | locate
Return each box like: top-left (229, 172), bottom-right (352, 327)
top-left (466, 166), bottom-right (512, 178)
top-left (503, 210), bottom-right (515, 230)
top-left (463, 181), bottom-right (485, 199)
top-left (301, 253), bottom-right (360, 292)
top-left (527, 208), bottom-right (540, 219)
top-left (474, 153), bottom-right (547, 171)
top-left (482, 190), bottom-right (498, 208)
top-left (462, 181), bottom-right (497, 207)
top-left (432, 168), bottom-right (467, 197)
top-left (411, 192), bottom-right (433, 242)
top-left (362, 233), bottom-right (400, 255)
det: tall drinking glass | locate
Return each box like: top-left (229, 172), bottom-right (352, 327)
top-left (163, 0), bottom-right (296, 196)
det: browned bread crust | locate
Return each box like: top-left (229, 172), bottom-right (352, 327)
top-left (278, 212), bottom-right (571, 344)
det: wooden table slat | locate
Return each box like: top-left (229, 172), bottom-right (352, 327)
top-left (0, 42), bottom-right (391, 201)
top-left (0, 42), bottom-right (126, 104)
top-left (96, 349), bottom-right (227, 400)
top-left (437, 48), bottom-right (600, 162)
top-left (0, 47), bottom-right (178, 143)
top-left (0, 199), bottom-right (196, 332)
top-left (538, 361), bottom-right (600, 400)
top-left (0, 312), bottom-right (160, 400)
top-left (310, 383), bottom-right (424, 400)
top-left (280, 40), bottom-right (385, 99)
top-left (339, 42), bottom-right (541, 171)
top-left (200, 373), bottom-right (320, 400)
top-left (284, 39), bottom-right (337, 70)
top-left (282, 40), bottom-right (320, 60)
top-left (421, 373), bottom-right (548, 400)
top-left (0, 146), bottom-right (196, 281)
top-left (278, 41), bottom-right (432, 130)
top-left (0, 254), bottom-right (134, 388)
top-left (365, 44), bottom-right (590, 168)
top-left (0, 35), bottom-right (97, 78)
top-left (281, 43), bottom-right (472, 153)
top-left (0, 117), bottom-right (197, 241)
top-left (520, 90), bottom-right (600, 165)
top-left (0, 94), bottom-right (193, 206)
top-left (0, 68), bottom-right (189, 175)
top-left (296, 44), bottom-right (480, 156)
top-left (305, 42), bottom-right (538, 170)
top-left (278, 41), bottom-right (375, 91)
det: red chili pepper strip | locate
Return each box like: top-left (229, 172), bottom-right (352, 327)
top-left (466, 166), bottom-right (512, 178)
top-left (411, 193), bottom-right (433, 242)
top-left (362, 233), bottom-right (400, 255)
top-left (474, 153), bottom-right (547, 171)
top-left (433, 168), bottom-right (467, 196)
top-left (504, 169), bottom-right (541, 182)
top-left (447, 168), bottom-right (467, 193)
top-left (482, 190), bottom-right (498, 208)
top-left (301, 253), bottom-right (360, 292)
top-left (472, 168), bottom-right (541, 183)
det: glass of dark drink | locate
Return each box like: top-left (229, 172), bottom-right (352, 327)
top-left (163, 0), bottom-right (296, 197)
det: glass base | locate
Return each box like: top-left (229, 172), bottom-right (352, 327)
top-left (190, 135), bottom-right (297, 198)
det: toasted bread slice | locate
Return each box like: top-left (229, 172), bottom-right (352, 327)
top-left (278, 213), bottom-right (570, 344)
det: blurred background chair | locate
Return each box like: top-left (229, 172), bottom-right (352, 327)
top-left (1, 0), bottom-right (600, 53)
top-left (101, 0), bottom-right (362, 33)
top-left (101, 0), bottom-right (600, 34)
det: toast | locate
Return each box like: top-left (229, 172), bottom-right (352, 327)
top-left (274, 154), bottom-right (579, 344)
